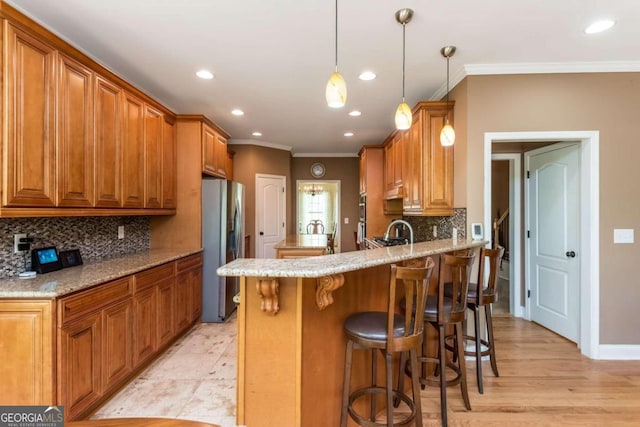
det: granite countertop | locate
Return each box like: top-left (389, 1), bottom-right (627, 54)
top-left (218, 238), bottom-right (487, 278)
top-left (274, 234), bottom-right (328, 250)
top-left (0, 248), bottom-right (202, 299)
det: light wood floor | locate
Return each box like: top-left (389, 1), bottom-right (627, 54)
top-left (401, 315), bottom-right (640, 426)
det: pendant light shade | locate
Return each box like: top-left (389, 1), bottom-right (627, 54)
top-left (440, 123), bottom-right (455, 146)
top-left (439, 45), bottom-right (456, 146)
top-left (326, 71), bottom-right (347, 108)
top-left (395, 102), bottom-right (412, 130)
top-left (326, 0), bottom-right (346, 108)
top-left (394, 9), bottom-right (413, 130)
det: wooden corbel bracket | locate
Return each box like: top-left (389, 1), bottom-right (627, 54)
top-left (315, 273), bottom-right (345, 310)
top-left (256, 279), bottom-right (280, 315)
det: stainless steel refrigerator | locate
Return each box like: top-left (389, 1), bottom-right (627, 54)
top-left (202, 178), bottom-right (244, 322)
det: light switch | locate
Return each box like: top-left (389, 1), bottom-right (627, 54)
top-left (344, 217), bottom-right (349, 224)
top-left (613, 228), bottom-right (634, 244)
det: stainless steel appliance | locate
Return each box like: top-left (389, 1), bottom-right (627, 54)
top-left (202, 179), bottom-right (245, 322)
top-left (358, 194), bottom-right (366, 249)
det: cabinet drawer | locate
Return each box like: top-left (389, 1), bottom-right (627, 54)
top-left (59, 277), bottom-right (132, 326)
top-left (176, 253), bottom-right (203, 272)
top-left (134, 263), bottom-right (175, 293)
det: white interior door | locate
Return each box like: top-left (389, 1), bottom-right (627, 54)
top-left (255, 174), bottom-right (286, 258)
top-left (527, 144), bottom-right (580, 342)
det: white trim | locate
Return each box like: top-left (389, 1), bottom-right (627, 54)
top-left (292, 152), bottom-right (359, 158)
top-left (229, 138), bottom-right (293, 152)
top-left (491, 153), bottom-right (522, 318)
top-left (484, 131), bottom-right (600, 359)
top-left (465, 61), bottom-right (640, 76)
top-left (598, 345), bottom-right (640, 360)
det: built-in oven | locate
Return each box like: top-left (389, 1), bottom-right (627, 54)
top-left (358, 195), bottom-right (366, 249)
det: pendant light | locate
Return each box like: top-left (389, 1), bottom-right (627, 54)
top-left (394, 8), bottom-right (413, 130)
top-left (326, 0), bottom-right (346, 108)
top-left (440, 45), bottom-right (456, 146)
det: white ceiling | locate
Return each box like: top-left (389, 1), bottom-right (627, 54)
top-left (6, 0), bottom-right (640, 156)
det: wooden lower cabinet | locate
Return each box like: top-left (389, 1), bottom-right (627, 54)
top-left (0, 254), bottom-right (202, 421)
top-left (0, 300), bottom-right (54, 405)
top-left (58, 312), bottom-right (102, 420)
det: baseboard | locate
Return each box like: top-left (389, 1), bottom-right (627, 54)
top-left (597, 345), bottom-right (640, 360)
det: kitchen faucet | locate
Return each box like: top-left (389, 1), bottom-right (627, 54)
top-left (383, 219), bottom-right (414, 245)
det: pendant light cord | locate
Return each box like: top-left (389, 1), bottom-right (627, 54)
top-left (402, 22), bottom-right (406, 101)
top-left (446, 55), bottom-right (450, 105)
top-left (334, 0), bottom-right (338, 72)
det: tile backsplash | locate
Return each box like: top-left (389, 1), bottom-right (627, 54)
top-left (403, 208), bottom-right (467, 242)
top-left (0, 216), bottom-right (150, 279)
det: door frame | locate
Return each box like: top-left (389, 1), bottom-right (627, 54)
top-left (295, 179), bottom-right (341, 251)
top-left (484, 131), bottom-right (599, 359)
top-left (490, 153), bottom-right (522, 318)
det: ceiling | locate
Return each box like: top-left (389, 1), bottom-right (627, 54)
top-left (5, 0), bottom-right (640, 156)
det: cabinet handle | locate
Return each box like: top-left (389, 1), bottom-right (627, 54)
top-left (565, 251), bottom-right (576, 258)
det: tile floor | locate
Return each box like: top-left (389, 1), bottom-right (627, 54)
top-left (93, 313), bottom-right (239, 427)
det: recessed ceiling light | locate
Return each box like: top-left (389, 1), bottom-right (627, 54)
top-left (231, 109), bottom-right (244, 116)
top-left (252, 131), bottom-right (262, 137)
top-left (359, 71), bottom-right (376, 81)
top-left (344, 132), bottom-right (354, 137)
top-left (349, 110), bottom-right (362, 117)
top-left (196, 69), bottom-right (214, 79)
top-left (585, 19), bottom-right (615, 34)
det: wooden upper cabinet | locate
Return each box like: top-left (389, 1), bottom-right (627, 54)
top-left (121, 92), bottom-right (145, 208)
top-left (202, 124), bottom-right (217, 176)
top-left (403, 102), bottom-right (454, 216)
top-left (143, 104), bottom-right (163, 208)
top-left (383, 132), bottom-right (404, 200)
top-left (161, 119), bottom-right (177, 208)
top-left (57, 54), bottom-right (94, 207)
top-left (94, 75), bottom-right (122, 207)
top-left (202, 122), bottom-right (228, 178)
top-left (214, 134), bottom-right (228, 177)
top-left (2, 22), bottom-right (56, 207)
top-left (359, 149), bottom-right (367, 194)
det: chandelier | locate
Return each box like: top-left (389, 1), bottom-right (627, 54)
top-left (303, 183), bottom-right (325, 196)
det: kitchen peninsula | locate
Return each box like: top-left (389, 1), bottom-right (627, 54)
top-left (217, 238), bottom-right (487, 427)
top-left (274, 234), bottom-right (328, 258)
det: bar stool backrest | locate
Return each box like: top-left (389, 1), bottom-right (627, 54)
top-left (435, 254), bottom-right (475, 325)
top-left (388, 257), bottom-right (435, 353)
top-left (476, 246), bottom-right (505, 305)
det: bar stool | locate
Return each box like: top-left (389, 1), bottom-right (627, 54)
top-left (340, 258), bottom-right (435, 427)
top-left (408, 253), bottom-right (475, 427)
top-left (463, 246), bottom-right (505, 394)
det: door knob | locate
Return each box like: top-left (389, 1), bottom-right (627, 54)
top-left (565, 251), bottom-right (576, 258)
top-left (259, 231), bottom-right (264, 236)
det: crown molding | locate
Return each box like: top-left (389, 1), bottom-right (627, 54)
top-left (292, 152), bottom-right (359, 158)
top-left (228, 139), bottom-right (293, 152)
top-left (464, 61), bottom-right (640, 76)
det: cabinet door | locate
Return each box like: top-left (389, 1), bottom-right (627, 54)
top-left (202, 124), bottom-right (217, 175)
top-left (157, 277), bottom-right (175, 348)
top-left (190, 268), bottom-right (203, 322)
top-left (214, 135), bottom-right (227, 177)
top-left (359, 150), bottom-right (366, 194)
top-left (122, 92), bottom-right (145, 208)
top-left (161, 119), bottom-right (177, 208)
top-left (406, 112), bottom-right (423, 211)
top-left (133, 287), bottom-right (157, 367)
top-left (102, 299), bottom-right (133, 393)
top-left (94, 75), bottom-right (122, 207)
top-left (143, 105), bottom-right (163, 208)
top-left (174, 271), bottom-right (191, 333)
top-left (3, 23), bottom-right (56, 207)
top-left (383, 140), bottom-right (394, 194)
top-left (58, 313), bottom-right (102, 420)
top-left (0, 301), bottom-right (54, 405)
top-left (57, 54), bottom-right (94, 207)
top-left (423, 108), bottom-right (454, 214)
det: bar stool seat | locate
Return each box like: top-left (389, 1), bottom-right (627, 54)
top-left (341, 259), bottom-right (435, 427)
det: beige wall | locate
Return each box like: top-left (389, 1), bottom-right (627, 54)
top-left (453, 72), bottom-right (640, 344)
top-left (291, 157), bottom-right (360, 252)
top-left (230, 144), bottom-right (292, 257)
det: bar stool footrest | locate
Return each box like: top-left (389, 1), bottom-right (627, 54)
top-left (348, 386), bottom-right (417, 427)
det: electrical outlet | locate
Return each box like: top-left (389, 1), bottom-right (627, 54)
top-left (118, 225), bottom-right (125, 239)
top-left (432, 226), bottom-right (437, 238)
top-left (14, 233), bottom-right (27, 253)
